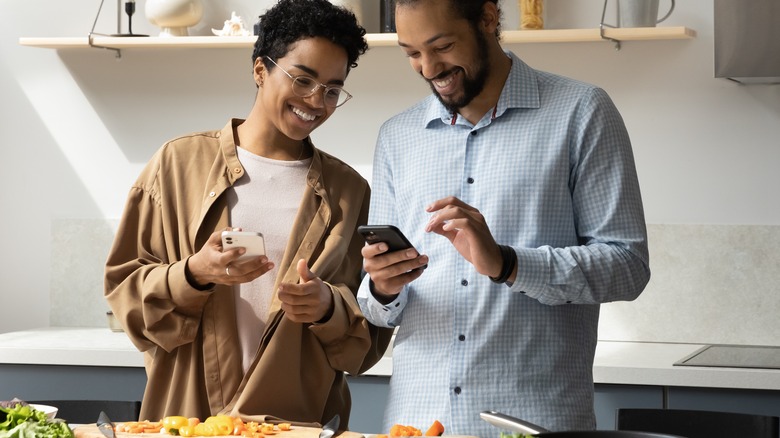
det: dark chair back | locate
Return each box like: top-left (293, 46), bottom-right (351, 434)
top-left (616, 408), bottom-right (780, 438)
top-left (27, 399), bottom-right (141, 424)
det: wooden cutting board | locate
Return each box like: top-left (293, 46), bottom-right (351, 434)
top-left (73, 424), bottom-right (478, 438)
top-left (73, 424), bottom-right (364, 438)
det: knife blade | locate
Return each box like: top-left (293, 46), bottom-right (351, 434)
top-left (97, 411), bottom-right (116, 438)
top-left (319, 414), bottom-right (340, 438)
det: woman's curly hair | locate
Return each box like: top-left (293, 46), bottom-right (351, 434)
top-left (252, 0), bottom-right (368, 74)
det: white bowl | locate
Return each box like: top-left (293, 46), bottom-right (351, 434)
top-left (30, 404), bottom-right (58, 419)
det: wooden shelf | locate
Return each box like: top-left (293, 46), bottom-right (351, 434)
top-left (19, 27), bottom-right (695, 50)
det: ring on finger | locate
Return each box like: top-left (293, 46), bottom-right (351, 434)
top-left (226, 266), bottom-right (231, 276)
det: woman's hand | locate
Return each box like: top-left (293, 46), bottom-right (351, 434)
top-left (187, 228), bottom-right (275, 287)
top-left (277, 259), bottom-right (334, 323)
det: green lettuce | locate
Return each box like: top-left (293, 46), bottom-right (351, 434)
top-left (0, 403), bottom-right (74, 438)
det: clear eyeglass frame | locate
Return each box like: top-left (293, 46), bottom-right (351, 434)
top-left (264, 56), bottom-right (352, 108)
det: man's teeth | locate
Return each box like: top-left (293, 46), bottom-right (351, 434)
top-left (292, 107), bottom-right (316, 121)
top-left (434, 75), bottom-right (454, 88)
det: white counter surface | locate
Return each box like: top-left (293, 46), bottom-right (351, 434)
top-left (1, 327), bottom-right (779, 390)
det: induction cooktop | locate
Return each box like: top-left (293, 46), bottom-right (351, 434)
top-left (674, 345), bottom-right (780, 369)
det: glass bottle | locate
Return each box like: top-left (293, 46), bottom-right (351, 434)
top-left (381, 0), bottom-right (396, 33)
top-left (519, 0), bottom-right (544, 29)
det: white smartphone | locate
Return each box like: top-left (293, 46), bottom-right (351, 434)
top-left (221, 230), bottom-right (265, 261)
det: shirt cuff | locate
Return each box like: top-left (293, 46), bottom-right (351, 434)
top-left (357, 276), bottom-right (406, 327)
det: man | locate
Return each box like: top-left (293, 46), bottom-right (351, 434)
top-left (357, 0), bottom-right (650, 435)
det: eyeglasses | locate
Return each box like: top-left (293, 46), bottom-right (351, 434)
top-left (264, 56), bottom-right (352, 108)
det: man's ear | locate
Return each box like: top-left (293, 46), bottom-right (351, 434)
top-left (481, 1), bottom-right (500, 34)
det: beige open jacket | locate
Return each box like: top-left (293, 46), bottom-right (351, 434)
top-left (105, 119), bottom-right (392, 427)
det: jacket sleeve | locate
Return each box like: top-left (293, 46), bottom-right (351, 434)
top-left (104, 155), bottom-right (213, 354)
top-left (308, 183), bottom-right (394, 376)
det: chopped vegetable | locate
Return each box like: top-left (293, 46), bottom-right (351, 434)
top-left (424, 420), bottom-right (445, 436)
top-left (163, 416), bottom-right (190, 435)
top-left (390, 423), bottom-right (422, 436)
top-left (116, 415), bottom-right (290, 436)
top-left (388, 421), bottom-right (445, 437)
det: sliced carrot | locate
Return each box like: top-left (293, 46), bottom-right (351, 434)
top-left (424, 420), bottom-right (444, 436)
top-left (277, 423), bottom-right (292, 431)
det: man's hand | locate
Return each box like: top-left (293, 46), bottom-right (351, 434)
top-left (425, 196), bottom-right (507, 279)
top-left (362, 241), bottom-right (428, 300)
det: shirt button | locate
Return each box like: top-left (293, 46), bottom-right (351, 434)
top-left (470, 131), bottom-right (477, 136)
top-left (233, 167), bottom-right (242, 174)
top-left (467, 177), bottom-right (474, 184)
top-left (458, 334), bottom-right (466, 341)
top-left (209, 191), bottom-right (216, 197)
top-left (454, 387), bottom-right (462, 394)
top-left (460, 279), bottom-right (468, 286)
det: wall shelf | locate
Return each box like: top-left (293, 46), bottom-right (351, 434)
top-left (19, 27), bottom-right (695, 50)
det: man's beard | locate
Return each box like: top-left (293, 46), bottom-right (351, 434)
top-left (428, 28), bottom-right (491, 114)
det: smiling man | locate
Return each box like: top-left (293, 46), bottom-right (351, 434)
top-left (357, 0), bottom-right (650, 435)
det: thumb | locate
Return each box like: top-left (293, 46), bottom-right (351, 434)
top-left (297, 258), bottom-right (316, 283)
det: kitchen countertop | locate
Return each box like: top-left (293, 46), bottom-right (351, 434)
top-left (1, 327), bottom-right (779, 390)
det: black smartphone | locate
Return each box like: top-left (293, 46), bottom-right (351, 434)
top-left (358, 225), bottom-right (427, 271)
top-left (358, 225), bottom-right (416, 252)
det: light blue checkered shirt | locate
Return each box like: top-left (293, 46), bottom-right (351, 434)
top-left (357, 51), bottom-right (650, 437)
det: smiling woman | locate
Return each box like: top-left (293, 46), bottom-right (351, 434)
top-left (103, 0), bottom-right (392, 428)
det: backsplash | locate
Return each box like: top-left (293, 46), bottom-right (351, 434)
top-left (599, 224), bottom-right (780, 346)
top-left (51, 220), bottom-right (780, 346)
top-left (50, 219), bottom-right (117, 328)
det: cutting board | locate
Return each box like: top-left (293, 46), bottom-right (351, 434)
top-left (73, 424), bottom-right (478, 438)
top-left (73, 424), bottom-right (364, 438)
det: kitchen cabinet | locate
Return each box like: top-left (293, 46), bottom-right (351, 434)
top-left (667, 387), bottom-right (780, 419)
top-left (19, 27), bottom-right (695, 52)
top-left (0, 363), bottom-right (146, 406)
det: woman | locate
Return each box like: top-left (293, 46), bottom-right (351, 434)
top-left (104, 0), bottom-right (391, 428)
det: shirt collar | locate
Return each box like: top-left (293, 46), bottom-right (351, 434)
top-left (422, 51), bottom-right (541, 127)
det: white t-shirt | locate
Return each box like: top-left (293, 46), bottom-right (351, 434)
top-left (226, 146), bottom-right (311, 373)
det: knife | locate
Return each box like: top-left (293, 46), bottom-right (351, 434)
top-left (97, 411), bottom-right (116, 438)
top-left (319, 414), bottom-right (340, 438)
top-left (479, 410), bottom-right (547, 435)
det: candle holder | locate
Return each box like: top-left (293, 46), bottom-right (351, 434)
top-left (113, 0), bottom-right (148, 36)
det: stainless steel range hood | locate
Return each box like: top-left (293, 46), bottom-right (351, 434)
top-left (714, 0), bottom-right (780, 84)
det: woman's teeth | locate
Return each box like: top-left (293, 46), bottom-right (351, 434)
top-left (292, 107), bottom-right (316, 121)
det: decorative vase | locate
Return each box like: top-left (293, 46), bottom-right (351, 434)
top-left (145, 0), bottom-right (204, 37)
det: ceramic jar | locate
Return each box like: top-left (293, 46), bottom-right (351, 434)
top-left (145, 0), bottom-right (204, 37)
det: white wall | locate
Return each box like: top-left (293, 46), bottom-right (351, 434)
top-left (1, 1), bottom-right (779, 342)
